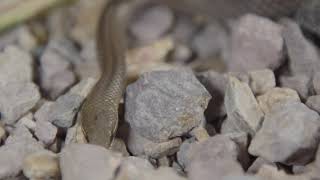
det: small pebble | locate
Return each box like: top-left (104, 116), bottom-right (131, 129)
top-left (23, 151), bottom-right (60, 180)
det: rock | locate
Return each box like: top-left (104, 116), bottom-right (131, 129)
top-left (35, 120), bottom-right (57, 145)
top-left (0, 46), bottom-right (33, 83)
top-left (110, 138), bottom-right (130, 157)
top-left (125, 127), bottom-right (150, 156)
top-left (191, 23), bottom-right (228, 58)
top-left (281, 18), bottom-right (320, 76)
top-left (306, 95), bottom-right (320, 113)
top-left (249, 101), bottom-right (320, 165)
top-left (248, 69), bottom-right (276, 95)
top-left (256, 165), bottom-right (309, 180)
top-left (224, 76), bottom-right (264, 136)
top-left (171, 44), bottom-right (192, 64)
top-left (16, 113), bottom-right (36, 132)
top-left (177, 138), bottom-right (195, 169)
top-left (147, 167), bottom-right (186, 180)
top-left (197, 71), bottom-right (228, 121)
top-left (145, 138), bottom-right (182, 158)
top-left (0, 123), bottom-right (5, 141)
top-left (296, 0), bottom-right (320, 39)
top-left (77, 40), bottom-right (101, 79)
top-left (280, 75), bottom-right (311, 100)
top-left (115, 156), bottom-right (154, 180)
top-left (35, 78), bottom-right (96, 128)
top-left (60, 144), bottom-right (123, 180)
top-left (247, 157), bottom-right (276, 174)
top-left (257, 87), bottom-right (300, 114)
top-left (172, 15), bottom-right (197, 44)
top-left (188, 135), bottom-right (244, 180)
top-left (64, 120), bottom-right (87, 145)
top-left (0, 126), bottom-right (44, 179)
top-left (129, 5), bottom-right (174, 43)
top-left (22, 151), bottom-right (60, 180)
top-left (125, 69), bottom-right (211, 142)
top-left (158, 156), bottom-right (170, 167)
top-left (0, 82), bottom-right (40, 125)
top-left (39, 39), bottom-right (76, 99)
top-left (189, 127), bottom-right (209, 142)
top-left (228, 14), bottom-right (284, 72)
top-left (313, 72), bottom-right (320, 95)
top-left (222, 176), bottom-right (259, 180)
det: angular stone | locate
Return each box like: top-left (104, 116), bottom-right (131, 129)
top-left (188, 135), bottom-right (244, 180)
top-left (296, 0), bottom-right (320, 38)
top-left (257, 87), bottom-right (300, 114)
top-left (313, 72), bottom-right (320, 95)
top-left (280, 75), bottom-right (311, 100)
top-left (0, 82), bottom-right (40, 125)
top-left (144, 138), bottom-right (182, 158)
top-left (228, 14), bottom-right (284, 72)
top-left (39, 39), bottom-right (76, 99)
top-left (115, 156), bottom-right (154, 180)
top-left (35, 120), bottom-right (57, 145)
top-left (306, 95), bottom-right (320, 113)
top-left (35, 78), bottom-right (96, 128)
top-left (125, 69), bottom-right (211, 142)
top-left (16, 113), bottom-right (36, 132)
top-left (247, 157), bottom-right (276, 174)
top-left (60, 144), bottom-right (122, 180)
top-left (191, 23), bottom-right (228, 58)
top-left (248, 69), bottom-right (276, 95)
top-left (129, 5), bottom-right (174, 43)
top-left (224, 76), bottom-right (264, 136)
top-left (22, 151), bottom-right (59, 180)
top-left (281, 18), bottom-right (320, 76)
top-left (249, 101), bottom-right (320, 165)
top-left (0, 46), bottom-right (33, 84)
top-left (177, 138), bottom-right (195, 169)
top-left (0, 126), bottom-right (44, 179)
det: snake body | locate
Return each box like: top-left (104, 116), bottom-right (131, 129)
top-left (80, 0), bottom-right (304, 148)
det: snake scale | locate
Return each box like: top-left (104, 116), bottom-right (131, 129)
top-left (80, 0), bottom-right (305, 148)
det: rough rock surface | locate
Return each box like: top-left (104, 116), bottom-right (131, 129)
top-left (280, 75), bottom-right (311, 100)
top-left (228, 14), bottom-right (284, 72)
top-left (249, 101), bottom-right (320, 165)
top-left (35, 120), bottom-right (57, 145)
top-left (0, 82), bottom-right (40, 125)
top-left (248, 69), bottom-right (276, 95)
top-left (257, 87), bottom-right (300, 114)
top-left (125, 69), bottom-right (211, 142)
top-left (60, 144), bottom-right (123, 180)
top-left (247, 157), bottom-right (276, 174)
top-left (296, 0), bottom-right (320, 38)
top-left (224, 76), bottom-right (264, 136)
top-left (306, 95), bottom-right (320, 113)
top-left (313, 72), bottom-right (320, 95)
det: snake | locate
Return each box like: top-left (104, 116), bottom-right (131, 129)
top-left (79, 0), bottom-right (305, 148)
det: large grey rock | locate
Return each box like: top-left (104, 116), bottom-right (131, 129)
top-left (280, 75), bottom-right (312, 100)
top-left (228, 14), bottom-right (284, 72)
top-left (125, 69), bottom-right (211, 142)
top-left (40, 38), bottom-right (76, 99)
top-left (176, 138), bottom-right (195, 169)
top-left (257, 87), bottom-right (300, 114)
top-left (129, 5), bottom-right (174, 44)
top-left (197, 71), bottom-right (228, 121)
top-left (224, 76), bottom-right (264, 136)
top-left (60, 144), bottom-right (123, 180)
top-left (0, 46), bottom-right (33, 84)
top-left (306, 95), bottom-right (320, 113)
top-left (248, 69), bottom-right (276, 95)
top-left (249, 101), bottom-right (320, 165)
top-left (0, 82), bottom-right (40, 125)
top-left (35, 78), bottom-right (96, 128)
top-left (191, 23), bottom-right (228, 58)
top-left (188, 135), bottom-right (244, 180)
top-left (281, 18), bottom-right (320, 76)
top-left (0, 126), bottom-right (44, 179)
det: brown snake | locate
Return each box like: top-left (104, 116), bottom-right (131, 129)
top-left (80, 0), bottom-right (304, 148)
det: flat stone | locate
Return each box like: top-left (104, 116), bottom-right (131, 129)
top-left (188, 135), bottom-right (244, 180)
top-left (35, 78), bottom-right (96, 128)
top-left (60, 144), bottom-right (123, 180)
top-left (0, 126), bottom-right (44, 179)
top-left (39, 38), bottom-right (76, 99)
top-left (281, 18), bottom-right (320, 76)
top-left (0, 45), bottom-right (33, 83)
top-left (280, 75), bottom-right (311, 100)
top-left (191, 23), bottom-right (228, 58)
top-left (0, 82), bottom-right (40, 125)
top-left (129, 5), bottom-right (174, 43)
top-left (313, 72), bottom-right (320, 95)
top-left (249, 101), bottom-right (320, 165)
top-left (197, 71), bottom-right (228, 121)
top-left (22, 151), bottom-right (59, 180)
top-left (228, 14), bottom-right (284, 72)
top-left (224, 76), bottom-right (264, 136)
top-left (248, 69), bottom-right (276, 95)
top-left (35, 120), bottom-right (57, 145)
top-left (306, 95), bottom-right (320, 113)
top-left (296, 0), bottom-right (320, 38)
top-left (125, 69), bottom-right (211, 142)
top-left (257, 87), bottom-right (300, 114)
